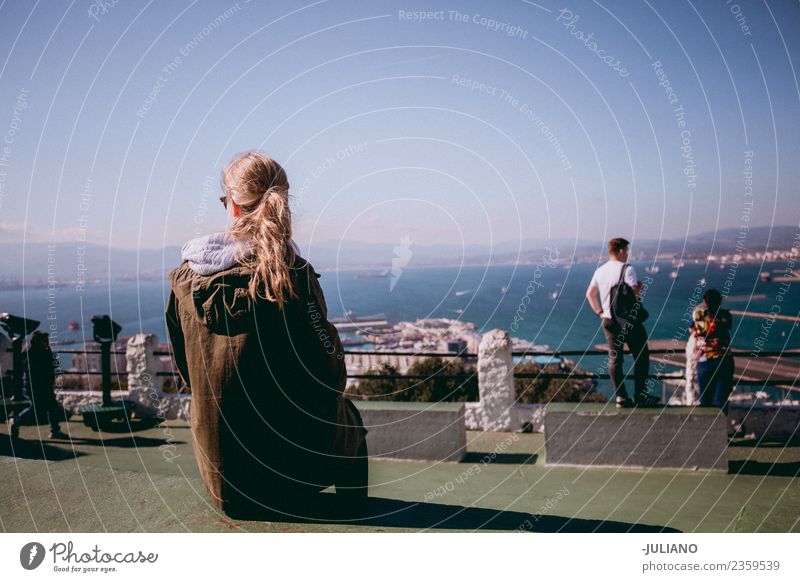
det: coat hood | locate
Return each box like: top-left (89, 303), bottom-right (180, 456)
top-left (181, 232), bottom-right (252, 276)
top-left (170, 234), bottom-right (312, 336)
top-left (169, 262), bottom-right (256, 335)
top-left (181, 232), bottom-right (302, 276)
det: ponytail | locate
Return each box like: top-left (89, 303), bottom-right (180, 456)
top-left (224, 152), bottom-right (298, 306)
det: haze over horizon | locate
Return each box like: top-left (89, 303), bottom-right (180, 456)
top-left (1, 1), bottom-right (798, 252)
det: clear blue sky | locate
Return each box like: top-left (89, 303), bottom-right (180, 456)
top-left (0, 0), bottom-right (798, 251)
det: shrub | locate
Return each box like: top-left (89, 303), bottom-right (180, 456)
top-left (514, 362), bottom-right (605, 404)
top-left (348, 357), bottom-right (478, 402)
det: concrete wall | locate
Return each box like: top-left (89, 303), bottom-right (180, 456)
top-left (55, 389), bottom-right (191, 422)
top-left (544, 403), bottom-right (729, 471)
top-left (728, 403), bottom-right (800, 440)
top-left (354, 401), bottom-right (466, 462)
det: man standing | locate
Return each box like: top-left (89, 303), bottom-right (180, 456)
top-left (585, 238), bottom-right (659, 408)
top-left (9, 331), bottom-right (68, 439)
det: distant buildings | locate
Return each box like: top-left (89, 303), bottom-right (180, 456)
top-left (708, 245), bottom-right (799, 266)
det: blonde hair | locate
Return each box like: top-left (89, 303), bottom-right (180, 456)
top-left (222, 151), bottom-right (298, 305)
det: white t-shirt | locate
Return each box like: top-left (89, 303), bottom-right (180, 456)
top-left (590, 260), bottom-right (638, 319)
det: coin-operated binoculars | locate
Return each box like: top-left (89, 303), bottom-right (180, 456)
top-left (79, 315), bottom-right (133, 431)
top-left (0, 313), bottom-right (40, 402)
top-left (91, 315), bottom-right (122, 407)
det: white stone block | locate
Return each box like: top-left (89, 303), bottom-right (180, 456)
top-left (476, 329), bottom-right (515, 431)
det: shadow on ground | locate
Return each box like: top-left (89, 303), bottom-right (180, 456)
top-left (462, 452), bottom-right (538, 465)
top-left (3, 416), bottom-right (164, 432)
top-left (1, 426), bottom-right (186, 461)
top-left (729, 436), bottom-right (800, 448)
top-left (225, 495), bottom-right (682, 532)
top-left (729, 460), bottom-right (800, 477)
top-left (0, 437), bottom-right (88, 461)
top-left (83, 418), bottom-right (168, 433)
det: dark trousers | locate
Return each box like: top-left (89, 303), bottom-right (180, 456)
top-left (697, 356), bottom-right (734, 410)
top-left (15, 396), bottom-right (66, 432)
top-left (601, 318), bottom-right (650, 400)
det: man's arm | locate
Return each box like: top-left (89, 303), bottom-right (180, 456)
top-left (585, 283), bottom-right (603, 316)
top-left (718, 310), bottom-right (733, 331)
top-left (625, 265), bottom-right (643, 297)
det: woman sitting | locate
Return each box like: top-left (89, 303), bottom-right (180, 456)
top-left (165, 151), bottom-right (367, 518)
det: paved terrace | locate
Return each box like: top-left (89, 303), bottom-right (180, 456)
top-left (1, 417), bottom-right (799, 533)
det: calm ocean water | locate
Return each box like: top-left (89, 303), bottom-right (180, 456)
top-left (1, 261), bottom-right (796, 399)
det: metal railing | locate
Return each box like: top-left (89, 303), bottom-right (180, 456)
top-left (4, 345), bottom-right (793, 400)
top-left (342, 348), bottom-right (800, 402)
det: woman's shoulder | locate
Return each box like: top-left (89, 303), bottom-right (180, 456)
top-left (291, 253), bottom-right (320, 277)
top-left (288, 255), bottom-right (319, 293)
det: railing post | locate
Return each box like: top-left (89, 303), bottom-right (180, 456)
top-left (683, 335), bottom-right (700, 405)
top-left (126, 333), bottom-right (162, 418)
top-left (476, 329), bottom-right (515, 431)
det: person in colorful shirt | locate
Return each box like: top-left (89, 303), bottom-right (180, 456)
top-left (690, 289), bottom-right (735, 410)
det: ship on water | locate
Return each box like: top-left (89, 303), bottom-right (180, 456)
top-left (329, 310), bottom-right (389, 327)
top-left (353, 269), bottom-right (390, 279)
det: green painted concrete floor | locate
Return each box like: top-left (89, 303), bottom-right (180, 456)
top-left (1, 418), bottom-right (798, 533)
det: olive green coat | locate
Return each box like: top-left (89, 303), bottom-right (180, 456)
top-left (165, 257), bottom-right (365, 514)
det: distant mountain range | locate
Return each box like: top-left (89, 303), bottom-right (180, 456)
top-left (303, 225), bottom-right (798, 270)
top-left (0, 225), bottom-right (796, 284)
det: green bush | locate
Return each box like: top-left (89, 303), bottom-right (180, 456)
top-left (514, 362), bottom-right (605, 404)
top-left (348, 358), bottom-right (604, 404)
top-left (348, 357), bottom-right (478, 402)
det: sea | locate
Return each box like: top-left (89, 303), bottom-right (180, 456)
top-left (1, 261), bottom-right (797, 400)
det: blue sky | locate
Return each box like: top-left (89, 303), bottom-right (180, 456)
top-left (0, 0), bottom-right (798, 252)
